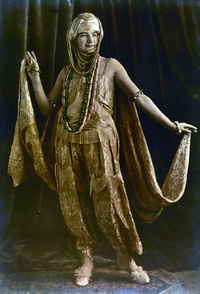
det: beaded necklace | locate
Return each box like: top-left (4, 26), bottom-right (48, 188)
top-left (62, 55), bottom-right (100, 133)
top-left (73, 41), bottom-right (98, 73)
top-left (68, 39), bottom-right (100, 76)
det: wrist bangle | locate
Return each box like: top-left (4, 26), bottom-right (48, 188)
top-left (48, 97), bottom-right (56, 107)
top-left (27, 67), bottom-right (41, 74)
top-left (174, 121), bottom-right (182, 135)
top-left (131, 89), bottom-right (144, 102)
top-left (32, 68), bottom-right (41, 74)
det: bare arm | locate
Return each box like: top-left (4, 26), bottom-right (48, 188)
top-left (26, 51), bottom-right (65, 116)
top-left (111, 58), bottom-right (197, 134)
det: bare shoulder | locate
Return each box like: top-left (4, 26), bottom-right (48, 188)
top-left (99, 56), bottom-right (120, 67)
top-left (109, 58), bottom-right (125, 72)
top-left (58, 66), bottom-right (69, 82)
top-left (51, 66), bottom-right (69, 91)
top-left (99, 56), bottom-right (123, 78)
top-left (99, 56), bottom-right (109, 73)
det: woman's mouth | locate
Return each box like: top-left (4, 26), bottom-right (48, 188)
top-left (85, 44), bottom-right (94, 48)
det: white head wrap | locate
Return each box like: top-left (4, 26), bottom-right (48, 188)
top-left (67, 13), bottom-right (104, 43)
top-left (67, 13), bottom-right (104, 74)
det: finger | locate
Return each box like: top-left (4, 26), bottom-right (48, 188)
top-left (183, 129), bottom-right (191, 134)
top-left (27, 51), bottom-right (35, 62)
top-left (25, 52), bottom-right (30, 63)
top-left (27, 51), bottom-right (32, 58)
top-left (30, 51), bottom-right (35, 61)
top-left (26, 51), bottom-right (32, 64)
top-left (26, 50), bottom-right (30, 57)
top-left (185, 126), bottom-right (197, 132)
top-left (31, 51), bottom-right (38, 62)
top-left (180, 123), bottom-right (197, 130)
top-left (189, 128), bottom-right (198, 133)
top-left (186, 124), bottom-right (197, 130)
top-left (25, 54), bottom-right (29, 63)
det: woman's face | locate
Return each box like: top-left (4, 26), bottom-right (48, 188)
top-left (76, 29), bottom-right (99, 53)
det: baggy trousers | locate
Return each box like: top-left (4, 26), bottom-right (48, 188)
top-left (55, 134), bottom-right (143, 257)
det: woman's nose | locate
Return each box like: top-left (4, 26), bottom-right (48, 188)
top-left (87, 34), bottom-right (93, 43)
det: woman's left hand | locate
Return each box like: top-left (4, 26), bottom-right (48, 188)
top-left (177, 122), bottom-right (197, 134)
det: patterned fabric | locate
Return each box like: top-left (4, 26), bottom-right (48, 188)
top-left (55, 136), bottom-right (142, 255)
top-left (7, 59), bottom-right (56, 192)
top-left (118, 97), bottom-right (191, 222)
top-left (8, 58), bottom-right (192, 254)
top-left (54, 59), bottom-right (143, 255)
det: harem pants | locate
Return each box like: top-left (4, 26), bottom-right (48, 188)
top-left (55, 135), bottom-right (142, 256)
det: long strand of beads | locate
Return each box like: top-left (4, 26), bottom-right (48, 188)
top-left (61, 65), bottom-right (71, 113)
top-left (84, 55), bottom-right (100, 126)
top-left (63, 66), bottom-right (95, 133)
top-left (63, 69), bottom-right (73, 129)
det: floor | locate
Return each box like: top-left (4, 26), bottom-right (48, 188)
top-left (149, 268), bottom-right (200, 294)
top-left (0, 266), bottom-right (200, 294)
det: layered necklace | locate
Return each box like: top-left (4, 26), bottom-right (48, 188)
top-left (61, 55), bottom-right (100, 133)
top-left (68, 38), bottom-right (101, 76)
top-left (73, 41), bottom-right (97, 72)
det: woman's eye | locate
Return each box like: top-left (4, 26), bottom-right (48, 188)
top-left (79, 33), bottom-right (87, 37)
top-left (79, 32), bottom-right (98, 38)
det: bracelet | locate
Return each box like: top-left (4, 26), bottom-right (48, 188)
top-left (27, 67), bottom-right (41, 74)
top-left (48, 97), bottom-right (56, 108)
top-left (131, 89), bottom-right (143, 102)
top-left (174, 121), bottom-right (182, 135)
top-left (32, 68), bottom-right (41, 74)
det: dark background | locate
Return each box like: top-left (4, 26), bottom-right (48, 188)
top-left (0, 0), bottom-right (200, 272)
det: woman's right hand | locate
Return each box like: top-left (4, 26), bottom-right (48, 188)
top-left (25, 51), bottom-right (41, 80)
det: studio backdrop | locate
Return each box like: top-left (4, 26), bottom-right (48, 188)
top-left (0, 0), bottom-right (200, 272)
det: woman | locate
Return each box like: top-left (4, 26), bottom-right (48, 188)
top-left (25, 13), bottom-right (197, 286)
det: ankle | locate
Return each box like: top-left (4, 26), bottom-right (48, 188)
top-left (117, 254), bottom-right (133, 269)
